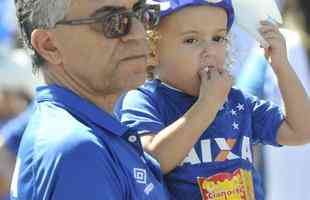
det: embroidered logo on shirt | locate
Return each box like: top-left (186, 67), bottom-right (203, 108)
top-left (133, 168), bottom-right (155, 195)
top-left (134, 168), bottom-right (147, 184)
top-left (197, 169), bottom-right (255, 200)
top-left (144, 183), bottom-right (155, 195)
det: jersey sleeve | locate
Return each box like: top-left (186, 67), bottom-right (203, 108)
top-left (246, 94), bottom-right (285, 146)
top-left (114, 90), bottom-right (165, 135)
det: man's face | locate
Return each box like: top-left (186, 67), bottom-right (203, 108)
top-left (53, 0), bottom-right (148, 96)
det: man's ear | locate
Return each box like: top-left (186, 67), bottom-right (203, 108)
top-left (31, 29), bottom-right (63, 65)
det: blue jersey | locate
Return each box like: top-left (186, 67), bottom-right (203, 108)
top-left (114, 79), bottom-right (284, 200)
top-left (10, 85), bottom-right (169, 200)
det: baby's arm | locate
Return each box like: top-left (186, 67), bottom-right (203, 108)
top-left (275, 62), bottom-right (310, 145)
top-left (259, 21), bottom-right (310, 145)
top-left (141, 69), bottom-right (233, 173)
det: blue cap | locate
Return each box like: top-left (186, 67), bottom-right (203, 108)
top-left (147, 0), bottom-right (235, 30)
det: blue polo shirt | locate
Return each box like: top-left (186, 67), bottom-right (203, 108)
top-left (114, 79), bottom-right (285, 200)
top-left (10, 85), bottom-right (169, 200)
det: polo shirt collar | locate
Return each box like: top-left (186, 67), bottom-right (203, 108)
top-left (35, 84), bottom-right (129, 137)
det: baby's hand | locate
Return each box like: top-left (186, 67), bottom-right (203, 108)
top-left (198, 68), bottom-right (233, 112)
top-left (259, 20), bottom-right (289, 72)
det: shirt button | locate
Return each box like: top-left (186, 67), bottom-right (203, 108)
top-left (128, 135), bottom-right (137, 143)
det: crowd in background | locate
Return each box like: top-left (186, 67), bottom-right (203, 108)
top-left (0, 0), bottom-right (309, 199)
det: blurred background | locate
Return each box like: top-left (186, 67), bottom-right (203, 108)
top-left (0, 0), bottom-right (309, 199)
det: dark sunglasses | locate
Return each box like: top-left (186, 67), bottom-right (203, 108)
top-left (56, 3), bottom-right (160, 38)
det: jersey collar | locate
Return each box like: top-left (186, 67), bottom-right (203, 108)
top-left (35, 84), bottom-right (129, 137)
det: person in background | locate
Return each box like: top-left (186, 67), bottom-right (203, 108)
top-left (0, 2), bottom-right (38, 199)
top-left (0, 102), bottom-right (35, 200)
top-left (0, 0), bottom-right (16, 48)
top-left (0, 50), bottom-right (36, 200)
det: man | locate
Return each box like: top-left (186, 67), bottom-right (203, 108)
top-left (11, 0), bottom-right (168, 199)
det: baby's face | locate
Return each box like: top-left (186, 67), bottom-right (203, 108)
top-left (157, 5), bottom-right (228, 96)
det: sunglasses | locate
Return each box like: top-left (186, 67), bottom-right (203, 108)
top-left (56, 2), bottom-right (160, 38)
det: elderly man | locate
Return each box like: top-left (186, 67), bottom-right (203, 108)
top-left (10, 0), bottom-right (168, 199)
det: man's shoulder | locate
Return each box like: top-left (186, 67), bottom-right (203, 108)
top-left (30, 101), bottom-right (90, 135)
top-left (13, 102), bottom-right (118, 199)
top-left (21, 102), bottom-right (107, 162)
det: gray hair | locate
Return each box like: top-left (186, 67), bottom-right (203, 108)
top-left (15, 0), bottom-right (72, 70)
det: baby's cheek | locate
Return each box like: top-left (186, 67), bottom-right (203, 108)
top-left (192, 78), bottom-right (202, 97)
top-left (218, 50), bottom-right (227, 68)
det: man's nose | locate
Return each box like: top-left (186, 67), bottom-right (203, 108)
top-left (120, 18), bottom-right (146, 42)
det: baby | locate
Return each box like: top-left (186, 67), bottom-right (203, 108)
top-left (114, 0), bottom-right (310, 199)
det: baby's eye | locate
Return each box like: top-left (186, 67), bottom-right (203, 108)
top-left (183, 38), bottom-right (199, 44)
top-left (212, 36), bottom-right (227, 43)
